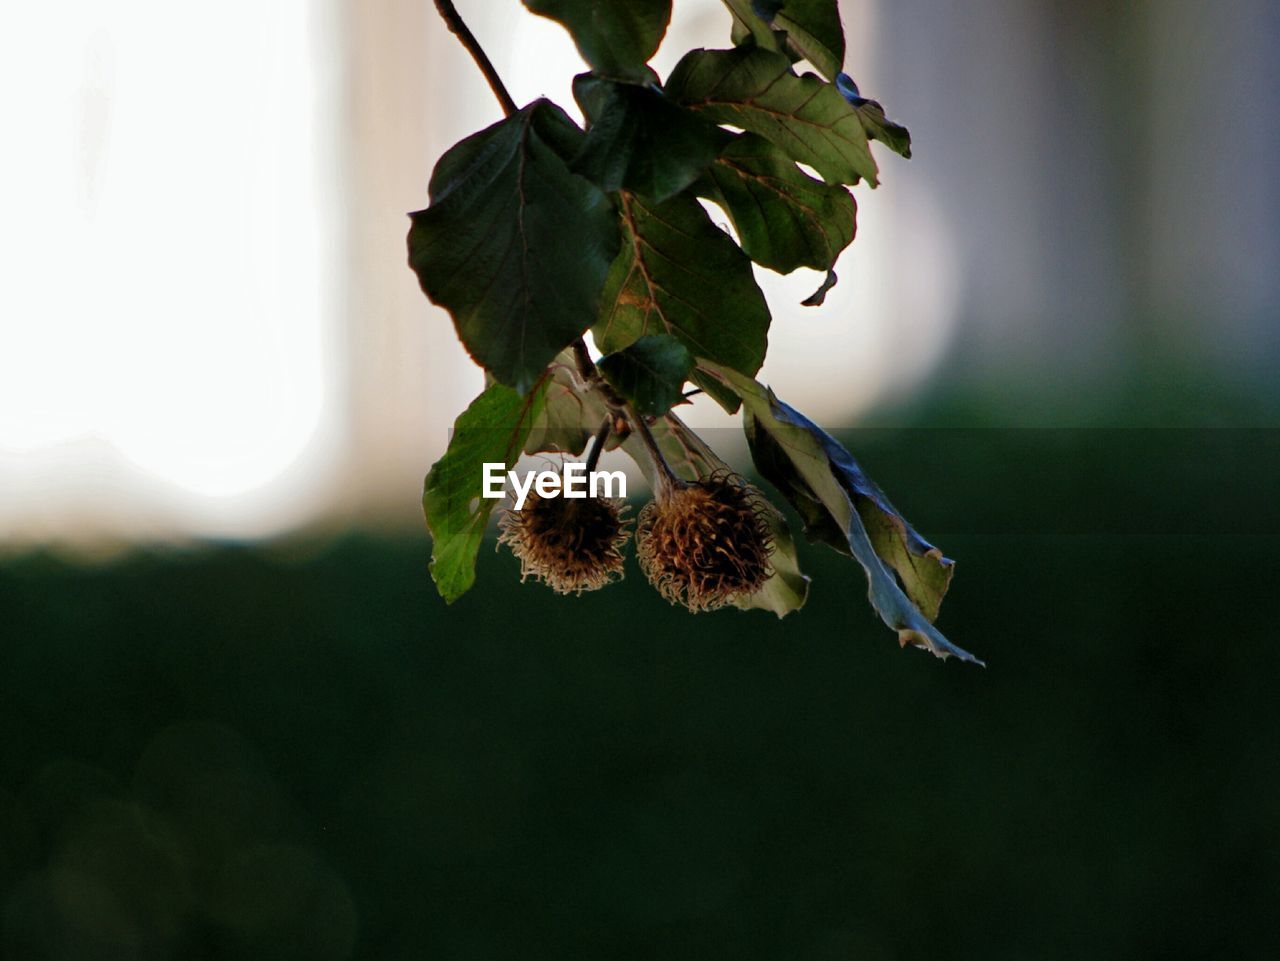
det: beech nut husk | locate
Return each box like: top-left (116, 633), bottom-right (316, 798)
top-left (498, 491), bottom-right (630, 594)
top-left (636, 470), bottom-right (774, 612)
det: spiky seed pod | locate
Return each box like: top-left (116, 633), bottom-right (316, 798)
top-left (498, 490), bottom-right (630, 595)
top-left (636, 470), bottom-right (775, 612)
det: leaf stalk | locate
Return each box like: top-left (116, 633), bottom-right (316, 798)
top-left (572, 337), bottom-right (681, 494)
top-left (626, 403), bottom-right (682, 498)
top-left (584, 417), bottom-right (611, 473)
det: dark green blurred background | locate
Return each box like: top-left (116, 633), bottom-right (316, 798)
top-left (5, 396), bottom-right (1279, 960)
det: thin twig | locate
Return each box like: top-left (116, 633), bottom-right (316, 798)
top-left (626, 403), bottom-right (682, 496)
top-left (584, 417), bottom-right (611, 473)
top-left (574, 337), bottom-right (680, 490)
top-left (571, 338), bottom-right (622, 406)
top-left (433, 0), bottom-right (518, 117)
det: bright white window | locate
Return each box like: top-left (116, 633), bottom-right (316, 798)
top-left (0, 0), bottom-right (337, 541)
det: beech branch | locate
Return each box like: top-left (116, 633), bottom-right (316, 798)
top-left (433, 0), bottom-right (518, 117)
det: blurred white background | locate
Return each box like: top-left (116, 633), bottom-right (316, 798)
top-left (1, 0), bottom-right (343, 542)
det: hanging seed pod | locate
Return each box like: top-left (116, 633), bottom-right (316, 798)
top-left (498, 489), bottom-right (630, 595)
top-left (636, 469), bottom-right (774, 612)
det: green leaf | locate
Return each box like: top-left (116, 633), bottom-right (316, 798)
top-left (597, 334), bottom-right (695, 417)
top-left (699, 363), bottom-right (979, 663)
top-left (423, 381), bottom-right (548, 602)
top-left (836, 73), bottom-right (912, 159)
top-left (593, 190), bottom-right (770, 383)
top-left (523, 350), bottom-right (610, 456)
top-left (407, 100), bottom-right (619, 394)
top-left (698, 133), bottom-right (855, 273)
top-left (773, 0), bottom-right (845, 79)
top-left (800, 268), bottom-right (838, 305)
top-left (722, 0), bottom-right (845, 81)
top-left (571, 74), bottom-right (730, 202)
top-left (620, 412), bottom-right (810, 617)
top-left (748, 506), bottom-right (811, 618)
top-left (853, 99), bottom-right (911, 159)
top-left (523, 0), bottom-right (672, 80)
top-left (724, 0), bottom-right (786, 52)
top-left (666, 46), bottom-right (877, 186)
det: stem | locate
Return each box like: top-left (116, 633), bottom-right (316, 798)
top-left (584, 417), bottom-right (611, 473)
top-left (571, 338), bottom-right (621, 406)
top-left (627, 403), bottom-right (682, 497)
top-left (433, 0), bottom-right (518, 117)
top-left (573, 337), bottom-right (680, 492)
top-left (571, 338), bottom-right (598, 385)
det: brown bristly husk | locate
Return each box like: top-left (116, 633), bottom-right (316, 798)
top-left (635, 470), bottom-right (774, 612)
top-left (498, 491), bottom-right (630, 595)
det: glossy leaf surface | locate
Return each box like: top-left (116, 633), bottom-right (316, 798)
top-left (424, 381), bottom-right (548, 602)
top-left (598, 334), bottom-right (696, 417)
top-left (699, 133), bottom-right (855, 273)
top-left (593, 190), bottom-right (770, 379)
top-left (572, 74), bottom-right (730, 202)
top-left (667, 46), bottom-right (877, 185)
top-left (524, 0), bottom-right (672, 79)
top-left (723, 0), bottom-right (845, 80)
top-left (408, 101), bottom-right (618, 394)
